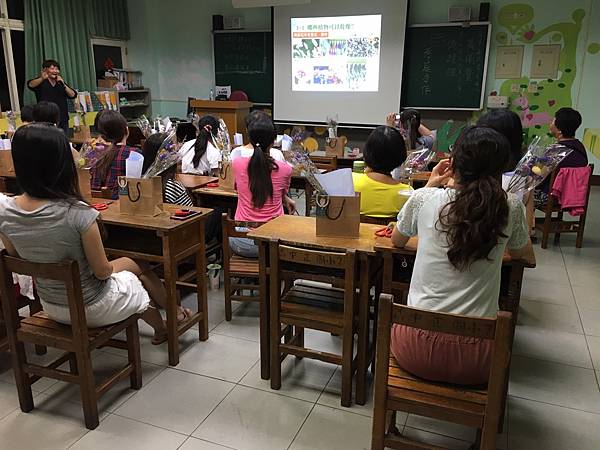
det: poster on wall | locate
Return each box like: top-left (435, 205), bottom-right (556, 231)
top-left (495, 45), bottom-right (524, 79)
top-left (530, 44), bottom-right (561, 79)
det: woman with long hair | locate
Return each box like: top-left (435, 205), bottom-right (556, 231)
top-left (179, 114), bottom-right (221, 176)
top-left (0, 124), bottom-right (190, 344)
top-left (390, 126), bottom-right (528, 384)
top-left (229, 112), bottom-right (292, 257)
top-left (90, 110), bottom-right (137, 199)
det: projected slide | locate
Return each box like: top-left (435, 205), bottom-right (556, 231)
top-left (291, 15), bottom-right (381, 92)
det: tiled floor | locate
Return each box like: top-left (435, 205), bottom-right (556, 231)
top-left (1, 188), bottom-right (599, 450)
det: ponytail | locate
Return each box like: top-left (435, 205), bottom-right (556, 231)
top-left (437, 126), bottom-right (510, 271)
top-left (400, 109), bottom-right (421, 150)
top-left (193, 115), bottom-right (220, 169)
top-left (93, 110), bottom-right (128, 183)
top-left (246, 111), bottom-right (278, 208)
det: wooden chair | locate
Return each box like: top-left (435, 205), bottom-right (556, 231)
top-left (0, 251), bottom-right (143, 430)
top-left (371, 294), bottom-right (512, 450)
top-left (1, 287), bottom-right (45, 355)
top-left (310, 155), bottom-right (338, 172)
top-left (222, 213), bottom-right (263, 321)
top-left (269, 240), bottom-right (359, 406)
top-left (535, 164), bottom-right (593, 249)
top-left (360, 215), bottom-right (396, 226)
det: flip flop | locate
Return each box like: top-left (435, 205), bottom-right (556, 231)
top-left (150, 308), bottom-right (194, 345)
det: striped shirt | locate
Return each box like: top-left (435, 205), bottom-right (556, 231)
top-left (164, 179), bottom-right (194, 207)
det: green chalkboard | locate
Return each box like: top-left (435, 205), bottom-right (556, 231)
top-left (401, 24), bottom-right (490, 109)
top-left (214, 31), bottom-right (273, 104)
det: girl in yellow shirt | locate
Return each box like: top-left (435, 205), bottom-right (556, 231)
top-left (352, 126), bottom-right (411, 218)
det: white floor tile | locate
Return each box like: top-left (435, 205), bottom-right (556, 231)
top-left (115, 368), bottom-right (233, 435)
top-left (289, 404), bottom-right (372, 450)
top-left (573, 284), bottom-right (600, 310)
top-left (508, 396), bottom-right (600, 450)
top-left (193, 385), bottom-right (312, 450)
top-left (179, 437), bottom-right (235, 450)
top-left (520, 279), bottom-right (575, 305)
top-left (42, 351), bottom-right (165, 413)
top-left (586, 335), bottom-right (600, 369)
top-left (517, 300), bottom-right (583, 334)
top-left (513, 326), bottom-right (592, 368)
top-left (317, 368), bottom-right (376, 417)
top-left (0, 345), bottom-right (62, 393)
top-left (509, 355), bottom-right (600, 413)
top-left (0, 380), bottom-right (20, 420)
top-left (400, 426), bottom-right (472, 450)
top-left (580, 308), bottom-right (600, 336)
top-left (69, 414), bottom-right (186, 450)
top-left (211, 303), bottom-right (261, 342)
top-left (0, 393), bottom-right (97, 450)
top-left (240, 357), bottom-right (336, 403)
top-left (177, 333), bottom-right (259, 382)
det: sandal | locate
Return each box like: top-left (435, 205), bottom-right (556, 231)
top-left (151, 308), bottom-right (194, 345)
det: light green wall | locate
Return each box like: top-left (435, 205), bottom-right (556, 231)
top-left (127, 0), bottom-right (600, 170)
top-left (127, 0), bottom-right (270, 118)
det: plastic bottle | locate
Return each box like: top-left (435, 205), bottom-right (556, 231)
top-left (209, 89), bottom-right (214, 101)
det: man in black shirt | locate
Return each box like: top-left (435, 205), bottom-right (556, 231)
top-left (27, 59), bottom-right (77, 134)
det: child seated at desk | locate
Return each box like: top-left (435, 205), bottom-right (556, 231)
top-left (141, 133), bottom-right (194, 207)
top-left (390, 126), bottom-right (528, 384)
top-left (0, 124), bottom-right (191, 344)
top-left (230, 111), bottom-right (292, 257)
top-left (477, 109), bottom-right (524, 171)
top-left (32, 101), bottom-right (79, 160)
top-left (352, 125), bottom-right (411, 218)
top-left (386, 109), bottom-right (436, 150)
top-left (90, 110), bottom-right (138, 199)
top-left (179, 115), bottom-right (222, 176)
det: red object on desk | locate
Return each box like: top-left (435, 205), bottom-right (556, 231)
top-left (206, 182), bottom-right (220, 188)
top-left (92, 202), bottom-right (111, 211)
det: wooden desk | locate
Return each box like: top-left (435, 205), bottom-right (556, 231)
top-left (248, 215), bottom-right (381, 404)
top-left (98, 201), bottom-right (214, 366)
top-left (193, 176), bottom-right (314, 217)
top-left (176, 174), bottom-right (218, 190)
top-left (409, 172), bottom-right (432, 189)
top-left (310, 150), bottom-right (363, 169)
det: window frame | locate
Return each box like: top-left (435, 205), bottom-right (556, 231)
top-left (0, 0), bottom-right (23, 111)
top-left (90, 37), bottom-right (129, 72)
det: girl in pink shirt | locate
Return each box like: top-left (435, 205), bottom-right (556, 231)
top-left (230, 113), bottom-right (292, 257)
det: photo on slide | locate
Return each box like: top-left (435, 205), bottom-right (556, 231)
top-left (291, 15), bottom-right (381, 92)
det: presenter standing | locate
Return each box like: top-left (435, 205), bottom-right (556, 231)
top-left (27, 59), bottom-right (77, 134)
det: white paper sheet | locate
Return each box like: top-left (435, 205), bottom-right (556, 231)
top-left (314, 168), bottom-right (355, 196)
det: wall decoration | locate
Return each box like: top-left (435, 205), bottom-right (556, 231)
top-left (530, 44), bottom-right (561, 79)
top-left (495, 45), bottom-right (525, 79)
top-left (583, 129), bottom-right (600, 159)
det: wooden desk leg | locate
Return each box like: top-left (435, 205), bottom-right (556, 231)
top-left (258, 241), bottom-right (270, 379)
top-left (382, 252), bottom-right (393, 294)
top-left (304, 182), bottom-right (313, 217)
top-left (356, 253), bottom-right (370, 405)
top-left (162, 234), bottom-right (180, 366)
top-left (197, 222), bottom-right (209, 341)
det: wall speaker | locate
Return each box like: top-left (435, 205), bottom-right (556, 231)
top-left (212, 15), bottom-right (224, 31)
top-left (479, 2), bottom-right (490, 21)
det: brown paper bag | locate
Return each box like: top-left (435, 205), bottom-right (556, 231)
top-left (0, 150), bottom-right (15, 177)
top-left (73, 125), bottom-right (91, 142)
top-left (325, 136), bottom-right (347, 158)
top-left (118, 176), bottom-right (164, 217)
top-left (77, 168), bottom-right (91, 200)
top-left (219, 159), bottom-right (236, 190)
top-left (315, 193), bottom-right (360, 238)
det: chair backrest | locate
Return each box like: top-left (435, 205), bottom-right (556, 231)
top-left (0, 251), bottom-right (90, 344)
top-left (268, 239), bottom-right (357, 300)
top-left (547, 163), bottom-right (594, 214)
top-left (221, 213), bottom-right (265, 257)
top-left (374, 293), bottom-right (512, 411)
top-left (309, 155), bottom-right (337, 172)
top-left (229, 90), bottom-right (249, 101)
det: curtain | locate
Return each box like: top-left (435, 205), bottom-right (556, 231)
top-left (23, 0), bottom-right (130, 104)
top-left (89, 0), bottom-right (130, 40)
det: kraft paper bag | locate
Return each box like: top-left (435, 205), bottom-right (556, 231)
top-left (325, 135), bottom-right (347, 158)
top-left (118, 176), bottom-right (164, 217)
top-left (73, 125), bottom-right (91, 142)
top-left (315, 193), bottom-right (360, 238)
top-left (0, 150), bottom-right (15, 177)
top-left (77, 168), bottom-right (92, 200)
top-left (219, 160), bottom-right (236, 190)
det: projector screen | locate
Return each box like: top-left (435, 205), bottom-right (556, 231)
top-left (274, 0), bottom-right (409, 125)
top-left (291, 15), bottom-right (382, 92)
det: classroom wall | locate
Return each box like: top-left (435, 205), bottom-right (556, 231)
top-left (127, 0), bottom-right (270, 118)
top-left (126, 0), bottom-right (600, 169)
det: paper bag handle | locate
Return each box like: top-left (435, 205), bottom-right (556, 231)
top-left (219, 162), bottom-right (229, 180)
top-left (118, 178), bottom-right (142, 203)
top-left (316, 194), bottom-right (345, 220)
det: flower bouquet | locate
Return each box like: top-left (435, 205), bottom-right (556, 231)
top-left (287, 147), bottom-right (326, 195)
top-left (143, 129), bottom-right (181, 178)
top-left (7, 111), bottom-right (17, 134)
top-left (210, 119), bottom-right (235, 189)
top-left (77, 140), bottom-right (109, 169)
top-left (506, 136), bottom-right (572, 194)
top-left (135, 115), bottom-right (154, 138)
top-left (395, 148), bottom-right (436, 180)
